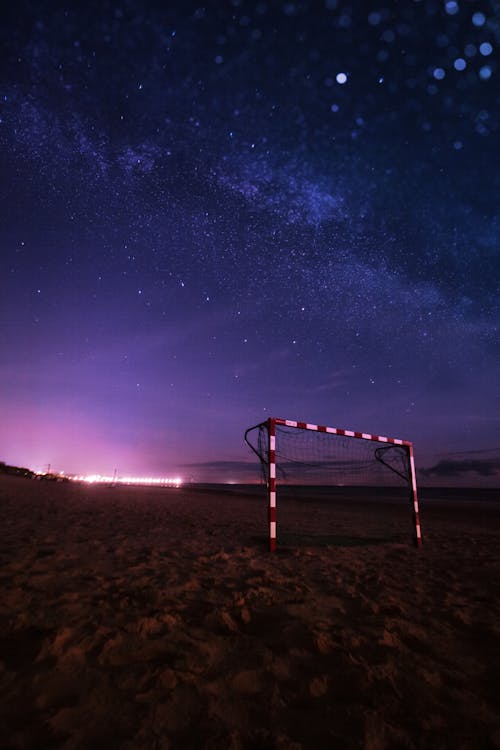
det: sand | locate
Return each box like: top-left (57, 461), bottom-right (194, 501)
top-left (0, 475), bottom-right (499, 750)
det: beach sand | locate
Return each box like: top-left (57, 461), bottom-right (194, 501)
top-left (0, 475), bottom-right (499, 749)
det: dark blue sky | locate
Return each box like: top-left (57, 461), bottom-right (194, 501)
top-left (1, 0), bottom-right (499, 484)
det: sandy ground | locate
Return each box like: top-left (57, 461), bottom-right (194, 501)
top-left (0, 475), bottom-right (499, 750)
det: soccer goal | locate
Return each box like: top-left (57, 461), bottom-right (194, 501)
top-left (244, 417), bottom-right (422, 551)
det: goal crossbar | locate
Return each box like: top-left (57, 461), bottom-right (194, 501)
top-left (244, 417), bottom-right (423, 551)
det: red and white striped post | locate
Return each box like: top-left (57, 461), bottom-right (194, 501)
top-left (408, 444), bottom-right (422, 547)
top-left (268, 418), bottom-right (277, 552)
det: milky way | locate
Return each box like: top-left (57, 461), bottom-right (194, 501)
top-left (1, 0), bottom-right (499, 483)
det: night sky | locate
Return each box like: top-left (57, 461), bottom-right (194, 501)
top-left (1, 0), bottom-right (499, 485)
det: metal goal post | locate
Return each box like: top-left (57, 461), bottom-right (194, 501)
top-left (245, 417), bottom-right (423, 552)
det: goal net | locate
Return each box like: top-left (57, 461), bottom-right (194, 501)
top-left (244, 417), bottom-right (422, 551)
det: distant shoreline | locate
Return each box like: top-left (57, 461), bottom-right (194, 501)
top-left (1, 473), bottom-right (498, 501)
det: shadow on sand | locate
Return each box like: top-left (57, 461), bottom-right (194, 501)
top-left (249, 532), bottom-right (404, 550)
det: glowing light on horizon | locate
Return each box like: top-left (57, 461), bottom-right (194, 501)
top-left (71, 474), bottom-right (182, 487)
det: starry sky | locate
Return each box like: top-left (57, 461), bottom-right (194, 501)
top-left (1, 0), bottom-right (499, 485)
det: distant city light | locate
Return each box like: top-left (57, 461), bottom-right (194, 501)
top-left (71, 474), bottom-right (182, 487)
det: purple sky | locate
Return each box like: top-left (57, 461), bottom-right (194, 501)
top-left (1, 1), bottom-right (499, 485)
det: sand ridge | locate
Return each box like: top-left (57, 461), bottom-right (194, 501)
top-left (0, 476), bottom-right (499, 749)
